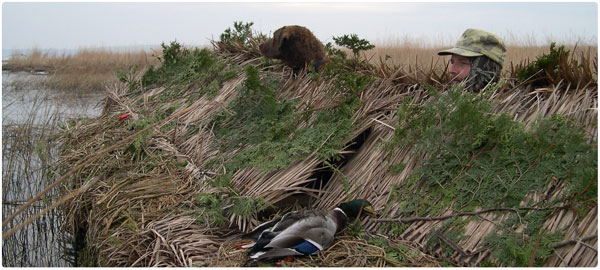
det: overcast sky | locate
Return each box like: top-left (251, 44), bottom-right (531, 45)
top-left (2, 1), bottom-right (598, 51)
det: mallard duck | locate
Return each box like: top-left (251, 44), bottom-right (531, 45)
top-left (240, 199), bottom-right (377, 261)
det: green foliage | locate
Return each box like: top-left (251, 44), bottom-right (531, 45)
top-left (368, 237), bottom-right (419, 265)
top-left (160, 40), bottom-right (183, 66)
top-left (389, 162), bottom-right (406, 174)
top-left (321, 49), bottom-right (375, 115)
top-left (216, 21), bottom-right (269, 55)
top-left (425, 218), bottom-right (467, 259)
top-left (328, 34), bottom-right (376, 71)
top-left (390, 85), bottom-right (596, 214)
top-left (141, 41), bottom-right (238, 101)
top-left (230, 197), bottom-right (272, 219)
top-left (386, 244), bottom-right (416, 264)
top-left (194, 177), bottom-right (272, 227)
top-left (124, 103), bottom-right (179, 159)
top-left (382, 221), bottom-right (409, 237)
top-left (210, 65), bottom-right (357, 173)
top-left (385, 85), bottom-right (596, 266)
top-left (219, 21), bottom-right (255, 48)
top-left (210, 65), bottom-right (296, 171)
top-left (484, 210), bottom-right (562, 266)
top-left (346, 220), bottom-right (366, 238)
top-left (516, 42), bottom-right (569, 86)
top-left (324, 41), bottom-right (347, 59)
top-left (115, 65), bottom-right (141, 92)
top-left (194, 193), bottom-right (228, 227)
top-left (332, 34), bottom-right (375, 60)
top-left (125, 116), bottom-right (155, 158)
top-left (200, 63), bottom-right (367, 227)
top-left (207, 173), bottom-right (236, 194)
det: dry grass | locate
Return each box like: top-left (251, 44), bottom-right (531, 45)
top-left (3, 48), bottom-right (160, 92)
top-left (365, 41), bottom-right (598, 76)
top-left (3, 41), bottom-right (596, 93)
top-left (2, 94), bottom-right (69, 266)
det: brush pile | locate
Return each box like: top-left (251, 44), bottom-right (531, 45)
top-left (55, 23), bottom-right (597, 267)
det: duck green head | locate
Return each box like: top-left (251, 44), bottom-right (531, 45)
top-left (338, 199), bottom-right (377, 219)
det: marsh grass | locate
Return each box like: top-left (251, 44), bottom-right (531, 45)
top-left (367, 41), bottom-right (597, 77)
top-left (3, 48), bottom-right (160, 92)
top-left (2, 94), bottom-right (70, 267)
top-left (2, 70), bottom-right (108, 266)
top-left (3, 40), bottom-right (596, 93)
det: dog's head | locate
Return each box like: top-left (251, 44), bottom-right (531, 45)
top-left (259, 26), bottom-right (293, 59)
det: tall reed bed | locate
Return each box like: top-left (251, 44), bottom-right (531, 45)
top-left (2, 94), bottom-right (70, 267)
top-left (3, 40), bottom-right (596, 93)
top-left (3, 48), bottom-right (160, 92)
top-left (367, 39), bottom-right (597, 76)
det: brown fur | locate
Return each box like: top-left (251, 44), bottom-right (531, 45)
top-left (260, 25), bottom-right (329, 74)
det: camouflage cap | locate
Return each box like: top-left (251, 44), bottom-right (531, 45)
top-left (438, 28), bottom-right (506, 67)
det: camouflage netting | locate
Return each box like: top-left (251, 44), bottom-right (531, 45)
top-left (56, 37), bottom-right (597, 267)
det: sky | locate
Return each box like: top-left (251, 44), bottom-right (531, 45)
top-left (1, 1), bottom-right (598, 51)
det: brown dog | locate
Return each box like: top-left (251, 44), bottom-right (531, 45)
top-left (260, 25), bottom-right (329, 77)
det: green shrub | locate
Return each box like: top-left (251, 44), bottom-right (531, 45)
top-left (332, 34), bottom-right (375, 60)
top-left (210, 65), bottom-right (358, 172)
top-left (216, 21), bottom-right (266, 54)
top-left (484, 209), bottom-right (563, 266)
top-left (193, 193), bottom-right (228, 227)
top-left (386, 85), bottom-right (596, 265)
top-left (219, 21), bottom-right (255, 48)
top-left (141, 41), bottom-right (238, 101)
top-left (391, 86), bottom-right (595, 213)
top-left (329, 34), bottom-right (375, 70)
top-left (515, 42), bottom-right (569, 87)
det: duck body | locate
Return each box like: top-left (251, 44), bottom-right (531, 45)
top-left (242, 199), bottom-right (376, 261)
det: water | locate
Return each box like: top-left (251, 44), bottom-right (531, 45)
top-left (2, 71), bottom-right (105, 266)
top-left (3, 71), bottom-right (105, 123)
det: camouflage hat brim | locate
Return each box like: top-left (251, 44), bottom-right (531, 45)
top-left (438, 47), bottom-right (484, 58)
top-left (439, 28), bottom-right (506, 66)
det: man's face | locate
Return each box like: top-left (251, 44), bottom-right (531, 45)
top-left (449, 54), bottom-right (471, 82)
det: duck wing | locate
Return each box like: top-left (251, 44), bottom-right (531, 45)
top-left (249, 210), bottom-right (338, 261)
top-left (247, 211), bottom-right (306, 252)
top-left (242, 216), bottom-right (283, 241)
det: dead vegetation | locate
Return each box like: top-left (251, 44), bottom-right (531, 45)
top-left (2, 94), bottom-right (71, 266)
top-left (2, 23), bottom-right (597, 267)
top-left (2, 48), bottom-right (160, 92)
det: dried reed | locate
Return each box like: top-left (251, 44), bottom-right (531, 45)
top-left (2, 94), bottom-right (70, 266)
top-left (3, 48), bottom-right (160, 92)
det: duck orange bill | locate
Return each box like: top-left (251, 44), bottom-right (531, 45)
top-left (363, 206), bottom-right (377, 217)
